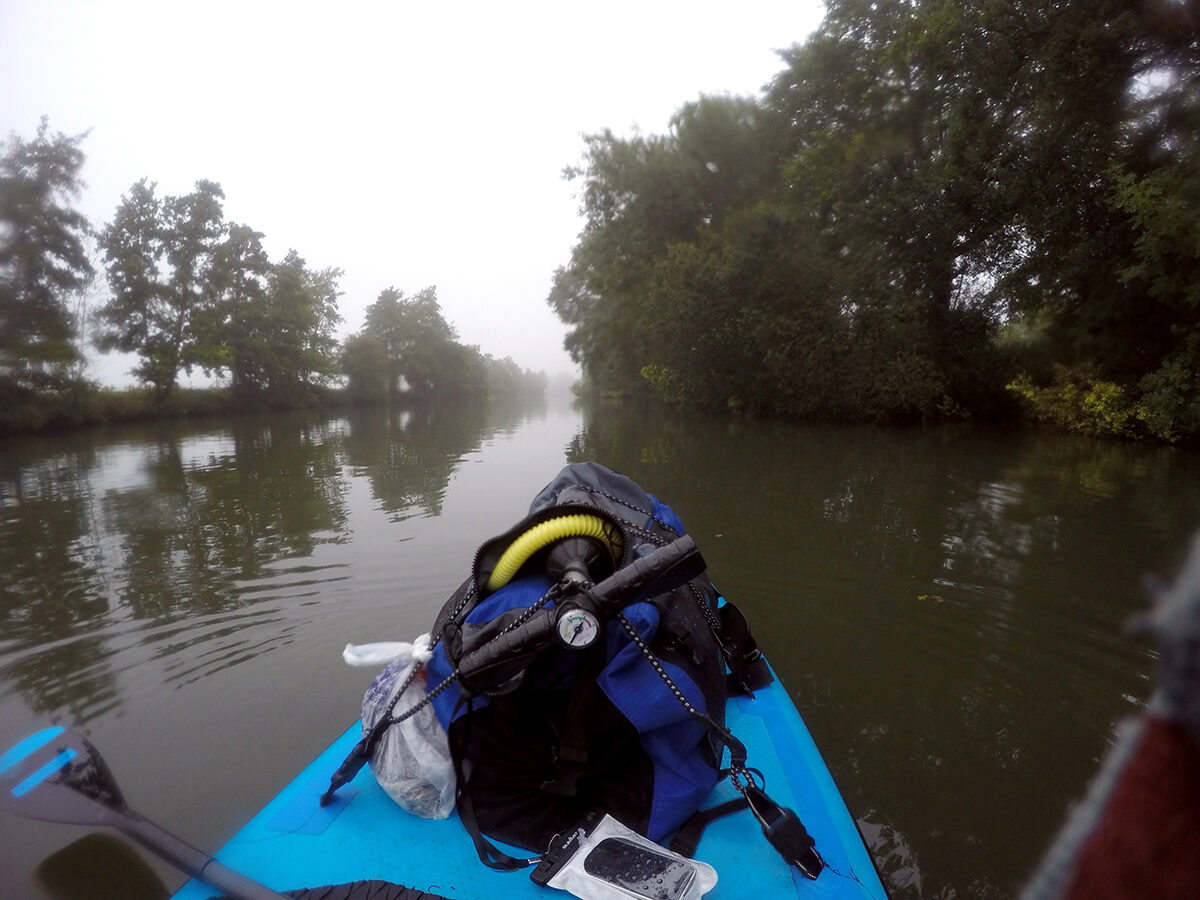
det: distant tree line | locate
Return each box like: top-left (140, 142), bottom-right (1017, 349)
top-left (0, 119), bottom-right (544, 431)
top-left (549, 0), bottom-right (1199, 441)
top-left (341, 286), bottom-right (547, 406)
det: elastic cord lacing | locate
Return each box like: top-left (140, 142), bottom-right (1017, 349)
top-left (380, 583), bottom-right (567, 733)
top-left (613, 610), bottom-right (755, 786)
top-left (321, 579), bottom-right (572, 808)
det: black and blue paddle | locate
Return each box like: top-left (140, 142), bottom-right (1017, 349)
top-left (0, 726), bottom-right (289, 900)
top-left (0, 726), bottom-right (448, 900)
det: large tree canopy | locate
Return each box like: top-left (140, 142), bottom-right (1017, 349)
top-left (0, 118), bottom-right (93, 394)
top-left (550, 0), bottom-right (1200, 439)
top-left (96, 180), bottom-right (343, 405)
top-left (362, 286), bottom-right (460, 401)
top-left (249, 249), bottom-right (343, 403)
top-left (95, 179), bottom-right (226, 402)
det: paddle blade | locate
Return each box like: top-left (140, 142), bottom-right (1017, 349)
top-left (0, 727), bottom-right (127, 826)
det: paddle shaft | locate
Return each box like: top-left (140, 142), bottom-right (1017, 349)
top-left (111, 805), bottom-right (289, 900)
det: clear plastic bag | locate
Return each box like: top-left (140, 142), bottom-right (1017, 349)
top-left (546, 814), bottom-right (718, 900)
top-left (358, 635), bottom-right (456, 818)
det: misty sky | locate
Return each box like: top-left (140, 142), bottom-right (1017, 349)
top-left (1, 0), bottom-right (824, 384)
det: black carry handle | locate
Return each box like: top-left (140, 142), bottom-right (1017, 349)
top-left (455, 534), bottom-right (705, 690)
top-left (589, 534), bottom-right (705, 611)
top-left (455, 608), bottom-right (557, 690)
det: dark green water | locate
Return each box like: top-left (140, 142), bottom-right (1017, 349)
top-left (1, 401), bottom-right (1197, 898)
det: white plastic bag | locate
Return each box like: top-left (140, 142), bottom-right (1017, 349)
top-left (547, 814), bottom-right (718, 900)
top-left (343, 641), bottom-right (419, 667)
top-left (357, 634), bottom-right (456, 818)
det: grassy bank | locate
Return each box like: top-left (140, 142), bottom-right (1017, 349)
top-left (0, 385), bottom-right (345, 437)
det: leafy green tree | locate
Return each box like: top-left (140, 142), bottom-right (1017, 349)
top-left (198, 221), bottom-right (271, 392)
top-left (552, 96), bottom-right (779, 397)
top-left (97, 178), bottom-right (342, 407)
top-left (430, 339), bottom-right (487, 403)
top-left (0, 118), bottom-right (94, 396)
top-left (363, 287), bottom-right (416, 401)
top-left (244, 250), bottom-right (343, 403)
top-left (986, 1), bottom-right (1200, 438)
top-left (340, 332), bottom-right (390, 405)
top-left (95, 179), bottom-right (225, 403)
top-left (773, 0), bottom-right (1200, 429)
top-left (347, 286), bottom-right (539, 406)
top-left (361, 286), bottom-right (463, 401)
top-left (1105, 160), bottom-right (1200, 440)
top-left (764, 0), bottom-right (1031, 416)
top-left (640, 201), bottom-right (851, 416)
top-left (482, 354), bottom-right (546, 403)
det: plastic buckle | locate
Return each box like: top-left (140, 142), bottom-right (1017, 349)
top-left (744, 786), bottom-right (824, 880)
top-left (530, 811), bottom-right (599, 886)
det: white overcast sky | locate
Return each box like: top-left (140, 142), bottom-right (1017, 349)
top-left (1, 0), bottom-right (824, 383)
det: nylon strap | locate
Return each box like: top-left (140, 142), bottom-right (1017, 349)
top-left (668, 797), bottom-right (749, 858)
top-left (541, 638), bottom-right (607, 797)
top-left (718, 601), bottom-right (774, 694)
top-left (450, 696), bottom-right (540, 872)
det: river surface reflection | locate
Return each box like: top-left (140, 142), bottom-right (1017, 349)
top-left (1, 400), bottom-right (1196, 898)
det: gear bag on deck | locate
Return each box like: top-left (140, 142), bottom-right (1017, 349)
top-left (424, 463), bottom-right (779, 864)
top-left (321, 462), bottom-right (821, 880)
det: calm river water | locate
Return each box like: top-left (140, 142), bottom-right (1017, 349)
top-left (1, 400), bottom-right (1197, 898)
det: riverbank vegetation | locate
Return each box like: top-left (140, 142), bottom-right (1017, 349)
top-left (549, 0), bottom-right (1199, 442)
top-left (0, 122), bottom-right (544, 435)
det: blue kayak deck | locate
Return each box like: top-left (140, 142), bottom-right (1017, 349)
top-left (173, 675), bottom-right (885, 899)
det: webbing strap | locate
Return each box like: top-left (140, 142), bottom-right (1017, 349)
top-left (542, 640), bottom-right (607, 797)
top-left (718, 601), bottom-right (774, 694)
top-left (668, 797), bottom-right (749, 857)
top-left (455, 776), bottom-right (539, 871)
top-left (451, 697), bottom-right (540, 872)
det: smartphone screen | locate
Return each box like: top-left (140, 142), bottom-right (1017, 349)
top-left (582, 837), bottom-right (697, 900)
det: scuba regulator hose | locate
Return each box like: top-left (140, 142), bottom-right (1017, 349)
top-left (486, 514), bottom-right (622, 591)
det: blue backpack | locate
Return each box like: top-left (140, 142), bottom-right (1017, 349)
top-left (424, 463), bottom-right (772, 867)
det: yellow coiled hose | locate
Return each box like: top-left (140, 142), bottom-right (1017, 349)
top-left (485, 514), bottom-right (622, 591)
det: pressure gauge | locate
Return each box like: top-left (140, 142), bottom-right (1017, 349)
top-left (556, 607), bottom-right (600, 648)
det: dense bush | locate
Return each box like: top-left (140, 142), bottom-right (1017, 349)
top-left (550, 0), bottom-right (1200, 441)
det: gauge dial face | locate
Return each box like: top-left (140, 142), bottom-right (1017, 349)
top-left (557, 608), bottom-right (600, 648)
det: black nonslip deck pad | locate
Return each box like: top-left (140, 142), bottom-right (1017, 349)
top-left (211, 881), bottom-right (452, 900)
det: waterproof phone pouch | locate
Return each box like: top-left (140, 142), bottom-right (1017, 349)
top-left (542, 814), bottom-right (717, 900)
